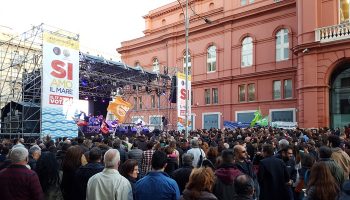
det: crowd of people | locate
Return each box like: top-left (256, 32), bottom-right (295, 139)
top-left (0, 126), bottom-right (350, 200)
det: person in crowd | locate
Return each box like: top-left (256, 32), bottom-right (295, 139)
top-left (171, 153), bottom-right (195, 194)
top-left (304, 162), bottom-right (339, 200)
top-left (275, 145), bottom-right (297, 200)
top-left (187, 138), bottom-right (206, 167)
top-left (120, 159), bottom-right (139, 197)
top-left (113, 139), bottom-right (127, 165)
top-left (36, 150), bottom-right (61, 200)
top-left (56, 142), bottom-right (71, 170)
top-left (258, 144), bottom-right (290, 200)
top-left (135, 150), bottom-right (180, 200)
top-left (0, 146), bottom-right (44, 200)
top-left (233, 145), bottom-right (259, 199)
top-left (28, 144), bottom-right (41, 171)
top-left (328, 135), bottom-right (350, 180)
top-left (86, 149), bottom-right (133, 200)
top-left (233, 174), bottom-right (255, 200)
top-left (165, 145), bottom-right (179, 175)
top-left (181, 167), bottom-right (218, 200)
top-left (74, 147), bottom-right (104, 200)
top-left (141, 141), bottom-right (155, 176)
top-left (317, 146), bottom-right (345, 186)
top-left (127, 142), bottom-right (143, 172)
top-left (339, 180), bottom-right (350, 200)
top-left (205, 147), bottom-right (219, 168)
top-left (213, 150), bottom-right (242, 200)
top-left (61, 145), bottom-right (83, 200)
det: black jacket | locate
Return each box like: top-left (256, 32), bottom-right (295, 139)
top-left (258, 156), bottom-right (290, 200)
top-left (171, 164), bottom-right (193, 194)
top-left (213, 163), bottom-right (242, 200)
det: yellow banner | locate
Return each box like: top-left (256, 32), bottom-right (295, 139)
top-left (177, 72), bottom-right (191, 81)
top-left (43, 32), bottom-right (79, 50)
top-left (107, 97), bottom-right (132, 123)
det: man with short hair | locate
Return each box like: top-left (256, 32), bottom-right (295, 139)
top-left (318, 146), bottom-right (345, 186)
top-left (86, 149), bottom-right (132, 200)
top-left (75, 147), bottom-right (104, 200)
top-left (213, 150), bottom-right (242, 200)
top-left (328, 135), bottom-right (350, 180)
top-left (187, 138), bottom-right (206, 167)
top-left (258, 144), bottom-right (290, 200)
top-left (135, 150), bottom-right (180, 200)
top-left (171, 153), bottom-right (194, 194)
top-left (28, 145), bottom-right (41, 171)
top-left (234, 174), bottom-right (255, 200)
top-left (0, 146), bottom-right (44, 200)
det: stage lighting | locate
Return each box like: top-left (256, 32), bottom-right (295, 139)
top-left (102, 99), bottom-right (106, 103)
top-left (81, 79), bottom-right (88, 87)
top-left (93, 97), bottom-right (97, 102)
top-left (138, 86), bottom-right (142, 91)
top-left (84, 96), bottom-right (89, 100)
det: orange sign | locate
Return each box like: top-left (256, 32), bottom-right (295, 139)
top-left (107, 97), bottom-right (132, 123)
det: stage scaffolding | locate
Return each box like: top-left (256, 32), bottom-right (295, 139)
top-left (0, 24), bottom-right (178, 138)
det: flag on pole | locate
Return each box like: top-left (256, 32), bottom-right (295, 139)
top-left (257, 116), bottom-right (269, 127)
top-left (250, 109), bottom-right (262, 127)
top-left (107, 97), bottom-right (132, 123)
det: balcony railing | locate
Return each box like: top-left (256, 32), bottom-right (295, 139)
top-left (315, 21), bottom-right (350, 43)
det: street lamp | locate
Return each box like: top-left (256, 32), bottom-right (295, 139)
top-left (185, 0), bottom-right (189, 139)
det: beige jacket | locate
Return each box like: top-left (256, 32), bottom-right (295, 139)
top-left (332, 148), bottom-right (350, 180)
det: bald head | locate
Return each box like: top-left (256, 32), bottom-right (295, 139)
top-left (104, 149), bottom-right (120, 169)
top-left (233, 145), bottom-right (247, 161)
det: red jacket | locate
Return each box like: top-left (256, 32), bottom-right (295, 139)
top-left (0, 164), bottom-right (44, 200)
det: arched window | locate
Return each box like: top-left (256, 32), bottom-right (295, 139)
top-left (276, 29), bottom-right (289, 61)
top-left (152, 58), bottom-right (159, 72)
top-left (135, 61), bottom-right (140, 67)
top-left (207, 45), bottom-right (216, 72)
top-left (340, 0), bottom-right (350, 22)
top-left (183, 51), bottom-right (192, 75)
top-left (241, 37), bottom-right (253, 67)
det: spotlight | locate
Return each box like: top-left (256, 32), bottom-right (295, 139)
top-left (102, 99), bottom-right (106, 103)
top-left (138, 86), bottom-right (142, 91)
top-left (81, 79), bottom-right (88, 87)
top-left (84, 96), bottom-right (89, 100)
top-left (93, 97), bottom-right (97, 102)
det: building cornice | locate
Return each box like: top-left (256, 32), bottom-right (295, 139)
top-left (143, 0), bottom-right (201, 19)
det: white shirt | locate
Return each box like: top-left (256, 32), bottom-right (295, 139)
top-left (86, 168), bottom-right (133, 200)
top-left (187, 147), bottom-right (206, 167)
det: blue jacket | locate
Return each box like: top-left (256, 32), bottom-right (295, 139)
top-left (135, 171), bottom-right (180, 200)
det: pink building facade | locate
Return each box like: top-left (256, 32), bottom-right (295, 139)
top-left (118, 0), bottom-right (350, 129)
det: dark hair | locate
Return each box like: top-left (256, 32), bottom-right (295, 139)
top-left (262, 144), bottom-right (274, 156)
top-left (301, 153), bottom-right (315, 169)
top-left (234, 174), bottom-right (255, 196)
top-left (221, 150), bottom-right (234, 164)
top-left (62, 146), bottom-right (82, 171)
top-left (307, 162), bottom-right (339, 200)
top-left (36, 151), bottom-right (59, 192)
top-left (89, 147), bottom-right (102, 162)
top-left (146, 141), bottom-right (154, 150)
top-left (319, 146), bottom-right (332, 159)
top-left (151, 150), bottom-right (167, 170)
top-left (120, 159), bottom-right (138, 178)
top-left (328, 135), bottom-right (341, 148)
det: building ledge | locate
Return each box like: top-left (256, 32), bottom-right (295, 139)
top-left (315, 21), bottom-right (350, 43)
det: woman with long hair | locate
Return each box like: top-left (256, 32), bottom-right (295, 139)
top-left (60, 145), bottom-right (83, 200)
top-left (120, 159), bottom-right (139, 197)
top-left (305, 162), bottom-right (340, 200)
top-left (36, 151), bottom-right (61, 200)
top-left (181, 167), bottom-right (217, 200)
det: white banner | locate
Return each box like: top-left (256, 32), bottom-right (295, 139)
top-left (271, 121), bottom-right (298, 129)
top-left (42, 32), bottom-right (79, 138)
top-left (177, 72), bottom-right (191, 131)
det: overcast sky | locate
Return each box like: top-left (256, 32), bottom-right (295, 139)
top-left (0, 0), bottom-right (175, 60)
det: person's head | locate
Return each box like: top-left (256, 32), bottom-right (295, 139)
top-left (319, 146), bottom-right (332, 159)
top-left (182, 153), bottom-right (194, 166)
top-left (307, 162), bottom-right (339, 199)
top-left (281, 146), bottom-right (294, 161)
top-left (146, 141), bottom-right (154, 150)
top-left (185, 167), bottom-right (215, 197)
top-left (233, 145), bottom-right (248, 161)
top-left (151, 150), bottom-right (167, 170)
top-left (301, 153), bottom-right (315, 169)
top-left (29, 145), bottom-right (41, 160)
top-left (190, 139), bottom-right (199, 148)
top-left (278, 139), bottom-right (289, 150)
top-left (221, 150), bottom-right (235, 164)
top-left (104, 149), bottom-right (120, 169)
top-left (328, 135), bottom-right (341, 148)
top-left (262, 144), bottom-right (274, 157)
top-left (89, 147), bottom-right (102, 163)
top-left (120, 159), bottom-right (139, 179)
top-left (10, 146), bottom-right (28, 165)
top-left (62, 146), bottom-right (83, 171)
top-left (234, 174), bottom-right (255, 197)
top-left (206, 147), bottom-right (219, 158)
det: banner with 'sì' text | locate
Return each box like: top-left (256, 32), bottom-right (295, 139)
top-left (41, 32), bottom-right (79, 138)
top-left (177, 72), bottom-right (191, 131)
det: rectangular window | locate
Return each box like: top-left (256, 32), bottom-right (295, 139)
top-left (138, 97), bottom-right (142, 109)
top-left (284, 79), bottom-right (292, 99)
top-left (149, 116), bottom-right (162, 125)
top-left (133, 97), bottom-right (137, 110)
top-left (191, 91), bottom-right (193, 106)
top-left (205, 89), bottom-right (210, 104)
top-left (151, 95), bottom-right (155, 108)
top-left (273, 80), bottom-right (281, 99)
top-left (340, 0), bottom-right (350, 22)
top-left (241, 0), bottom-right (247, 5)
top-left (237, 112), bottom-right (255, 123)
top-left (212, 88), bottom-right (218, 104)
top-left (239, 85), bottom-right (246, 102)
top-left (248, 83), bottom-right (255, 102)
top-left (271, 110), bottom-right (294, 122)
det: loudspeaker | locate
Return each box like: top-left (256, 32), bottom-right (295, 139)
top-left (169, 76), bottom-right (177, 103)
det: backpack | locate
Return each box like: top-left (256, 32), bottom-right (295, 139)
top-left (197, 149), bottom-right (204, 168)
